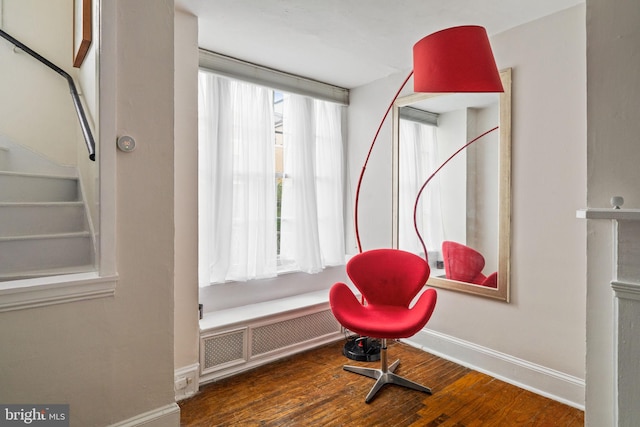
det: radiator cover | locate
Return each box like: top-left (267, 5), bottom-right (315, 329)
top-left (200, 304), bottom-right (342, 383)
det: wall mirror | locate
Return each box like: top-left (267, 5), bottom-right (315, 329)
top-left (392, 68), bottom-right (512, 301)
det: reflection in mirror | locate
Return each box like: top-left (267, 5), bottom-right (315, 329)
top-left (392, 68), bottom-right (511, 301)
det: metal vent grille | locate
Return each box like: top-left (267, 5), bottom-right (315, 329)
top-left (202, 329), bottom-right (246, 372)
top-left (251, 310), bottom-right (340, 356)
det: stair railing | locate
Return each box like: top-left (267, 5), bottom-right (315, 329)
top-left (0, 28), bottom-right (96, 161)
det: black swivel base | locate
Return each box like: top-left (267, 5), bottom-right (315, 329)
top-left (342, 338), bottom-right (432, 403)
top-left (343, 336), bottom-right (381, 362)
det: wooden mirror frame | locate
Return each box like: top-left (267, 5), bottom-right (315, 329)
top-left (392, 68), bottom-right (512, 301)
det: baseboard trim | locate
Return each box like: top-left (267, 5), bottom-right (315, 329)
top-left (108, 403), bottom-right (180, 427)
top-left (175, 363), bottom-right (200, 401)
top-left (404, 329), bottom-right (585, 410)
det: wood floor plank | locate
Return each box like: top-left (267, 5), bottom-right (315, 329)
top-left (179, 340), bottom-right (584, 426)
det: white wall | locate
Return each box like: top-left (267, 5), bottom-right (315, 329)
top-left (486, 3), bottom-right (586, 375)
top-left (470, 103), bottom-right (500, 270)
top-left (348, 4), bottom-right (587, 406)
top-left (0, 0), bottom-right (77, 165)
top-left (174, 8), bottom-right (200, 384)
top-left (0, 1), bottom-right (179, 425)
top-left (438, 109), bottom-right (469, 246)
top-left (585, 0), bottom-right (640, 425)
top-left (347, 71), bottom-right (410, 252)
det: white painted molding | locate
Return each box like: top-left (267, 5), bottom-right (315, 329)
top-left (612, 280), bottom-right (640, 301)
top-left (404, 328), bottom-right (585, 410)
top-left (0, 272), bottom-right (117, 312)
top-left (175, 363), bottom-right (200, 401)
top-left (107, 403), bottom-right (180, 427)
top-left (576, 208), bottom-right (640, 221)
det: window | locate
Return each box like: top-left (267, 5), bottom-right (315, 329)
top-left (274, 92), bottom-right (284, 256)
top-left (198, 70), bottom-right (345, 285)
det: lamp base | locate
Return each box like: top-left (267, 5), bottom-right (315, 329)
top-left (343, 336), bottom-right (381, 362)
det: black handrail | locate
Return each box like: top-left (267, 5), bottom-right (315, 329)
top-left (0, 29), bottom-right (96, 161)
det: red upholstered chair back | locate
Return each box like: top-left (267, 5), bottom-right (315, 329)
top-left (441, 241), bottom-right (487, 284)
top-left (346, 249), bottom-right (430, 308)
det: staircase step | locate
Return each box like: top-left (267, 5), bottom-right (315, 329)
top-left (0, 139), bottom-right (95, 280)
top-left (0, 232), bottom-right (94, 275)
top-left (0, 171), bottom-right (79, 202)
top-left (0, 202), bottom-right (87, 237)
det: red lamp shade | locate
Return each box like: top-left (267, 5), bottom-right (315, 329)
top-left (413, 25), bottom-right (503, 93)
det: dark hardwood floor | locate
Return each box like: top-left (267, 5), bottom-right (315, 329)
top-left (179, 340), bottom-right (584, 426)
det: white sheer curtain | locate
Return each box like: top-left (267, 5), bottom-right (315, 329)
top-left (198, 71), bottom-right (277, 284)
top-left (280, 94), bottom-right (345, 273)
top-left (398, 119), bottom-right (444, 265)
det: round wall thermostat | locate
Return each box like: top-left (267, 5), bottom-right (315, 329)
top-left (117, 135), bottom-right (136, 152)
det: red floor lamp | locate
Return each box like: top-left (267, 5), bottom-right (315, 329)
top-left (344, 25), bottom-right (504, 362)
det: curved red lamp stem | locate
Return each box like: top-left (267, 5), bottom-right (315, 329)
top-left (412, 126), bottom-right (499, 261)
top-left (354, 71), bottom-right (413, 253)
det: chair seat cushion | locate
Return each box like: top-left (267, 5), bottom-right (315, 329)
top-left (330, 282), bottom-right (437, 339)
top-left (340, 305), bottom-right (429, 338)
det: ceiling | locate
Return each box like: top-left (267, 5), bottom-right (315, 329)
top-left (175, 0), bottom-right (584, 89)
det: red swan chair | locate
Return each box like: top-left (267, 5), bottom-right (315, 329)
top-left (441, 241), bottom-right (497, 288)
top-left (329, 248), bottom-right (438, 403)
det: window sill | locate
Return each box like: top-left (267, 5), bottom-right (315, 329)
top-left (0, 272), bottom-right (118, 313)
top-left (199, 289), bottom-right (332, 331)
top-left (276, 260), bottom-right (299, 275)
